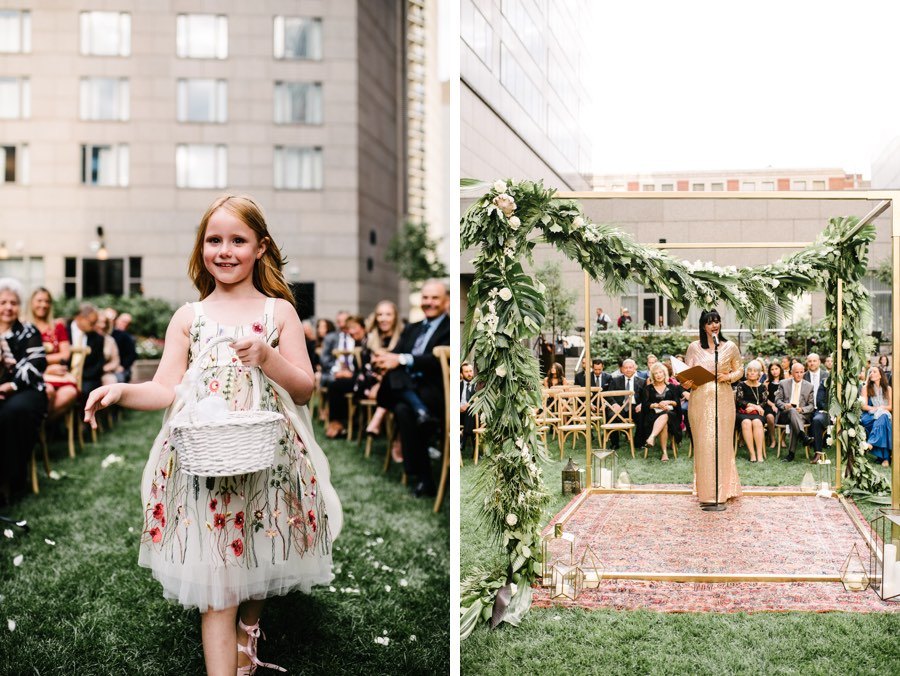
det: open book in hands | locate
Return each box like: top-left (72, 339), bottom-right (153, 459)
top-left (669, 355), bottom-right (716, 388)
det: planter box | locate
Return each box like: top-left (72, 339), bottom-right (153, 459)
top-left (131, 359), bottom-right (160, 384)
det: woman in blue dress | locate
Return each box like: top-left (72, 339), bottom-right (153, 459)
top-left (860, 365), bottom-right (892, 466)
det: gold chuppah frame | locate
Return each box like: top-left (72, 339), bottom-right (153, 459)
top-left (560, 190), bottom-right (898, 509)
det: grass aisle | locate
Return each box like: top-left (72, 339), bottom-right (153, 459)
top-left (0, 411), bottom-right (449, 675)
top-left (462, 438), bottom-right (899, 674)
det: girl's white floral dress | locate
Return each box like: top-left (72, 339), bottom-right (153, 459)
top-left (138, 299), bottom-right (342, 612)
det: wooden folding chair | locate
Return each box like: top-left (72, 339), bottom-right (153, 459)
top-left (471, 412), bottom-right (485, 465)
top-left (555, 391), bottom-right (589, 457)
top-left (776, 421), bottom-right (810, 460)
top-left (357, 397), bottom-right (378, 456)
top-left (535, 388), bottom-right (560, 450)
top-left (432, 346), bottom-right (450, 513)
top-left (66, 346), bottom-right (90, 457)
top-left (598, 390), bottom-right (636, 458)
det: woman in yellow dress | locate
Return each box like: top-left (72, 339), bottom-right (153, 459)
top-left (681, 310), bottom-right (743, 507)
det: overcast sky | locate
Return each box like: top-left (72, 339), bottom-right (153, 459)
top-left (588, 1), bottom-right (900, 177)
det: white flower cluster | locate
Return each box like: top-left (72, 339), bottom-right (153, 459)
top-left (683, 260), bottom-right (738, 276)
top-left (492, 193), bottom-right (517, 218)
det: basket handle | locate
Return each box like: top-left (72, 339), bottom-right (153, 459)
top-left (187, 334), bottom-right (267, 413)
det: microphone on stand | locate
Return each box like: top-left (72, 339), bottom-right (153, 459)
top-left (712, 332), bottom-right (720, 347)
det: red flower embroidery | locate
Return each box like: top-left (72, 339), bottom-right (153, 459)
top-left (252, 321), bottom-right (265, 334)
top-left (209, 498), bottom-right (217, 512)
top-left (152, 502), bottom-right (164, 521)
top-left (149, 527), bottom-right (162, 543)
top-left (231, 539), bottom-right (244, 557)
top-left (308, 510), bottom-right (317, 532)
top-left (223, 492), bottom-right (231, 506)
top-left (209, 380), bottom-right (220, 392)
top-left (234, 511), bottom-right (245, 530)
top-left (213, 513), bottom-right (227, 529)
top-left (311, 476), bottom-right (316, 485)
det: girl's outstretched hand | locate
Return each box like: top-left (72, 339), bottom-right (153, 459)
top-left (232, 336), bottom-right (271, 367)
top-left (84, 384), bottom-right (124, 428)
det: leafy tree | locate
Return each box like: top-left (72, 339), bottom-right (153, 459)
top-left (871, 257), bottom-right (892, 286)
top-left (533, 260), bottom-right (577, 340)
top-left (385, 221), bottom-right (448, 285)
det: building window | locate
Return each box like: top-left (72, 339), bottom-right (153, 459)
top-left (273, 17), bottom-right (322, 60)
top-left (461, 0), bottom-right (492, 67)
top-left (80, 78), bottom-right (130, 121)
top-left (741, 181), bottom-right (755, 191)
top-left (81, 144), bottom-right (129, 186)
top-left (176, 144), bottom-right (227, 188)
top-left (82, 258), bottom-right (125, 296)
top-left (0, 10), bottom-right (30, 53)
top-left (274, 146), bottom-right (323, 190)
top-left (792, 180), bottom-right (807, 190)
top-left (499, 43), bottom-right (545, 129)
top-left (710, 182), bottom-right (724, 191)
top-left (812, 180), bottom-right (826, 190)
top-left (865, 274), bottom-right (892, 340)
top-left (642, 184), bottom-right (655, 191)
top-left (0, 77), bottom-right (29, 119)
top-left (501, 0), bottom-right (544, 68)
top-left (760, 181), bottom-right (774, 191)
top-left (128, 257), bottom-right (143, 295)
top-left (611, 184), bottom-right (625, 192)
top-left (80, 11), bottom-right (130, 56)
top-left (691, 183), bottom-right (705, 191)
top-left (177, 79), bottom-right (227, 123)
top-left (176, 14), bottom-right (227, 59)
top-left (273, 82), bottom-right (322, 124)
top-left (1, 144), bottom-right (28, 184)
top-left (660, 183), bottom-right (674, 191)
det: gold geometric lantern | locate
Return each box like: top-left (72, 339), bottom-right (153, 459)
top-left (578, 543), bottom-right (603, 589)
top-left (562, 457), bottom-right (582, 495)
top-left (541, 522), bottom-right (574, 586)
top-left (839, 543), bottom-right (869, 592)
top-left (869, 509), bottom-right (900, 601)
top-left (549, 562), bottom-right (584, 600)
top-left (591, 449), bottom-right (617, 489)
top-left (814, 452), bottom-right (832, 494)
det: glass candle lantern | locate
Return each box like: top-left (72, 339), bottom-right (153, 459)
top-left (800, 470), bottom-right (816, 492)
top-left (814, 452), bottom-right (831, 493)
top-left (839, 543), bottom-right (869, 592)
top-left (562, 457), bottom-right (582, 495)
top-left (549, 563), bottom-right (584, 601)
top-left (591, 449), bottom-right (617, 489)
top-left (541, 522), bottom-right (574, 586)
top-left (578, 543), bottom-right (603, 589)
top-left (869, 509), bottom-right (900, 601)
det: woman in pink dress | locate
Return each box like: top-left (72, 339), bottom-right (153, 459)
top-left (681, 310), bottom-right (743, 507)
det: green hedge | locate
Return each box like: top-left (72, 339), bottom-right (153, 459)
top-left (54, 295), bottom-right (176, 338)
top-left (589, 325), bottom-right (692, 366)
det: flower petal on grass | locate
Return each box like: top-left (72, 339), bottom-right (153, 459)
top-left (399, 579), bottom-right (408, 587)
top-left (7, 619), bottom-right (15, 632)
top-left (12, 555), bottom-right (23, 567)
top-left (48, 470), bottom-right (61, 480)
top-left (44, 539), bottom-right (55, 546)
top-left (384, 585), bottom-right (391, 592)
top-left (3, 529), bottom-right (12, 539)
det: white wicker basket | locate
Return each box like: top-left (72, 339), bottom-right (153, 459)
top-left (170, 336), bottom-right (285, 477)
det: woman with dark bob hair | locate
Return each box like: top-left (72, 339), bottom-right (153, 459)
top-left (679, 310), bottom-right (743, 508)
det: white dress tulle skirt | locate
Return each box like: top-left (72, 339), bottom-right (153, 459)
top-left (137, 299), bottom-right (343, 612)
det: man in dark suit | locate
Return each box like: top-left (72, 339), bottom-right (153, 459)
top-left (804, 353), bottom-right (830, 460)
top-left (605, 358), bottom-right (644, 448)
top-left (67, 303), bottom-right (104, 397)
top-left (111, 312), bottom-right (137, 383)
top-left (574, 357), bottom-right (611, 390)
top-left (460, 361), bottom-right (477, 455)
top-left (775, 362), bottom-right (815, 462)
top-left (372, 280), bottom-right (450, 498)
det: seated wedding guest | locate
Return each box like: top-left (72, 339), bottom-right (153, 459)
top-left (372, 280), bottom-right (450, 498)
top-left (67, 304), bottom-right (104, 397)
top-left (780, 356), bottom-right (792, 376)
top-left (335, 310), bottom-right (349, 332)
top-left (0, 278), bottom-right (47, 502)
top-left (861, 366), bottom-right (892, 467)
top-left (764, 361), bottom-right (785, 449)
top-left (775, 362), bottom-right (815, 462)
top-left (324, 315), bottom-right (368, 438)
top-left (111, 312), bottom-right (137, 383)
top-left (28, 287), bottom-right (78, 419)
top-left (460, 361), bottom-right (477, 455)
top-left (877, 353), bottom-right (892, 387)
top-left (543, 362), bottom-right (567, 388)
top-left (314, 318), bottom-right (335, 359)
top-left (824, 354), bottom-right (834, 373)
top-left (572, 356), bottom-right (590, 385)
top-left (805, 353), bottom-right (830, 459)
top-left (320, 318), bottom-right (355, 391)
top-left (94, 313), bottom-right (122, 387)
top-left (735, 360), bottom-right (768, 462)
top-left (607, 358), bottom-right (644, 449)
top-left (638, 353), bottom-right (657, 380)
top-left (637, 361), bottom-right (682, 461)
top-left (302, 321), bottom-right (319, 371)
top-left (363, 300), bottom-right (404, 438)
top-left (575, 357), bottom-right (611, 389)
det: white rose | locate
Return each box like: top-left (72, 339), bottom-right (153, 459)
top-left (847, 428), bottom-right (856, 438)
top-left (493, 180), bottom-right (507, 193)
top-left (498, 287), bottom-right (512, 301)
top-left (826, 437), bottom-right (833, 446)
top-left (771, 278), bottom-right (780, 288)
top-left (506, 513), bottom-right (518, 526)
top-left (573, 216), bottom-right (585, 228)
top-left (495, 365), bottom-right (507, 378)
top-left (509, 216), bottom-right (521, 230)
top-left (549, 224), bottom-right (563, 233)
top-left (842, 340), bottom-right (851, 349)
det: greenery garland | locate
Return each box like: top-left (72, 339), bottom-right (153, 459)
top-left (460, 179), bottom-right (889, 639)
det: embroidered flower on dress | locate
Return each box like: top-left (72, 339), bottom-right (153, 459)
top-left (209, 380), bottom-right (220, 392)
top-left (308, 510), bottom-right (317, 532)
top-left (234, 512), bottom-right (245, 530)
top-left (152, 503), bottom-right (164, 521)
top-left (149, 527), bottom-right (162, 543)
top-left (209, 499), bottom-right (217, 512)
top-left (252, 322), bottom-right (265, 334)
top-left (265, 529), bottom-right (278, 538)
top-left (288, 514), bottom-right (302, 528)
top-left (213, 513), bottom-right (227, 529)
top-left (231, 539), bottom-right (244, 556)
top-left (254, 509), bottom-right (264, 520)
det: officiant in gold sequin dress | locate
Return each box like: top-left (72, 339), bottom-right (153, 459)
top-left (680, 310), bottom-right (744, 506)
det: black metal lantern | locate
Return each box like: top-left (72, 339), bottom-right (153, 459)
top-left (562, 457), bottom-right (582, 495)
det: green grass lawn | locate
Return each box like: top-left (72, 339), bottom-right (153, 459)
top-left (0, 411), bottom-right (449, 675)
top-left (461, 436), bottom-right (899, 674)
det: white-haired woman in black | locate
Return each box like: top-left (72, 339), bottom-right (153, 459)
top-left (0, 277), bottom-right (47, 502)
